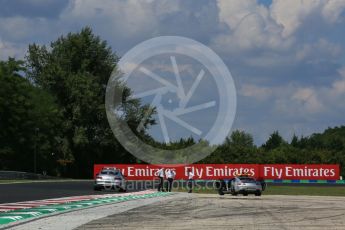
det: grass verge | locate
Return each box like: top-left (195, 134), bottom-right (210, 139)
top-left (264, 185), bottom-right (345, 196)
top-left (175, 186), bottom-right (345, 196)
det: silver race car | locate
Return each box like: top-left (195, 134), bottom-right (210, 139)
top-left (94, 167), bottom-right (127, 192)
top-left (216, 175), bottom-right (264, 196)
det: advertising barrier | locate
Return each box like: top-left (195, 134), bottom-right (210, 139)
top-left (94, 164), bottom-right (340, 180)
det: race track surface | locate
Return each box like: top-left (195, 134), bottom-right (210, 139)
top-left (0, 181), bottom-right (145, 203)
top-left (0, 180), bottom-right (343, 204)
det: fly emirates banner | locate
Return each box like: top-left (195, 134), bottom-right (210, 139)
top-left (94, 164), bottom-right (340, 180)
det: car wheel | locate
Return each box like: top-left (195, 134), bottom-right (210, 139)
top-left (218, 189), bottom-right (224, 195)
top-left (255, 191), bottom-right (262, 196)
top-left (243, 193), bottom-right (248, 196)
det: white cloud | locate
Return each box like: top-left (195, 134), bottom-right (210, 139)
top-left (239, 83), bottom-right (324, 117)
top-left (270, 0), bottom-right (324, 37)
top-left (291, 87), bottom-right (323, 113)
top-left (215, 0), bottom-right (293, 53)
top-left (213, 0), bottom-right (344, 69)
top-left (0, 38), bottom-right (26, 59)
top-left (239, 64), bottom-right (345, 122)
top-left (218, 0), bottom-right (264, 30)
top-left (296, 38), bottom-right (342, 62)
top-left (239, 84), bottom-right (272, 100)
top-left (332, 67), bottom-right (345, 94)
top-left (60, 0), bottom-right (159, 41)
top-left (322, 0), bottom-right (345, 23)
top-left (270, 0), bottom-right (345, 36)
top-left (0, 17), bottom-right (35, 41)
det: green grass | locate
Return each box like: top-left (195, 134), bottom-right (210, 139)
top-left (175, 186), bottom-right (345, 196)
top-left (264, 185), bottom-right (345, 196)
top-left (0, 179), bottom-right (37, 184)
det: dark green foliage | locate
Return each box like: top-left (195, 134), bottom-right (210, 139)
top-left (262, 131), bottom-right (285, 150)
top-left (201, 130), bottom-right (257, 164)
top-left (0, 58), bottom-right (62, 174)
top-left (201, 127), bottom-right (345, 177)
top-left (24, 27), bottom-right (154, 178)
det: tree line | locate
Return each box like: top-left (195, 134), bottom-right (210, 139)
top-left (0, 27), bottom-right (344, 178)
top-left (200, 129), bottom-right (345, 177)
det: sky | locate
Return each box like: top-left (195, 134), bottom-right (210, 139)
top-left (1, 0), bottom-right (345, 145)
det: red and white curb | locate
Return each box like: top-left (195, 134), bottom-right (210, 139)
top-left (0, 190), bottom-right (156, 213)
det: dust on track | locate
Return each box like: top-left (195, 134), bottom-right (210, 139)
top-left (77, 194), bottom-right (345, 230)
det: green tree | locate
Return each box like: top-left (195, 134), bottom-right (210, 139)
top-left (262, 131), bottom-right (285, 151)
top-left (0, 58), bottom-right (62, 174)
top-left (26, 27), bottom-right (154, 178)
top-left (201, 130), bottom-right (257, 163)
top-left (290, 134), bottom-right (299, 147)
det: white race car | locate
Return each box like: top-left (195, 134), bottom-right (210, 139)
top-left (94, 167), bottom-right (127, 192)
top-left (216, 176), bottom-right (265, 196)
